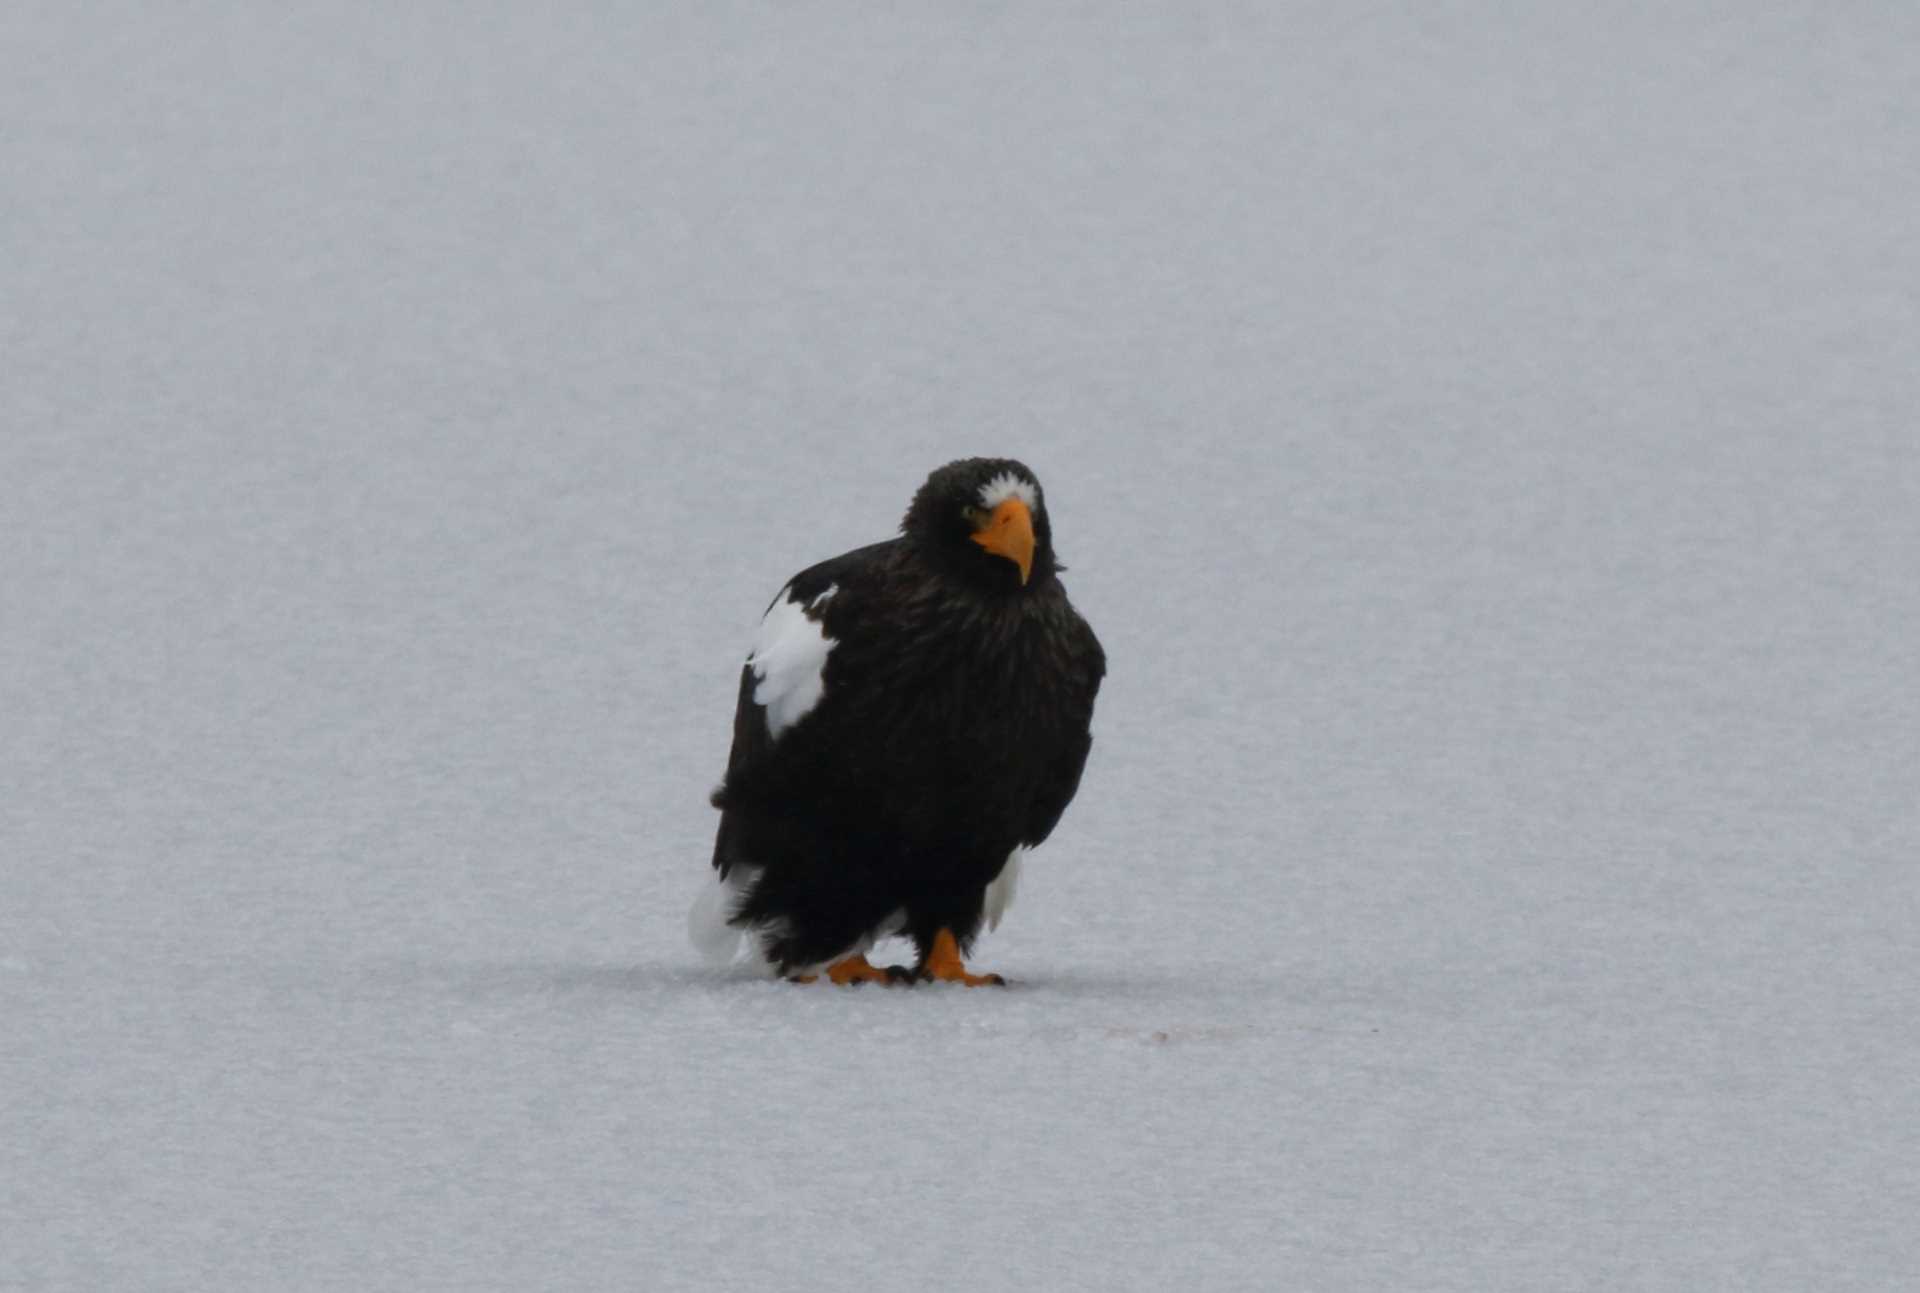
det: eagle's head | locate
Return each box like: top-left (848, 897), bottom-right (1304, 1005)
top-left (901, 457), bottom-right (1058, 591)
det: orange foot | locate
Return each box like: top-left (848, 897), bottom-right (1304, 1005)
top-left (826, 953), bottom-right (910, 986)
top-left (789, 954), bottom-right (910, 985)
top-left (916, 929), bottom-right (1007, 987)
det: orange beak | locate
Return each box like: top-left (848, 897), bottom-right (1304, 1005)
top-left (969, 498), bottom-right (1035, 585)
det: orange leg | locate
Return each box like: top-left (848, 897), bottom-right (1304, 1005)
top-left (917, 929), bottom-right (1006, 987)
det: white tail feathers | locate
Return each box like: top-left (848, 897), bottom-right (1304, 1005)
top-left (688, 869), bottom-right (749, 963)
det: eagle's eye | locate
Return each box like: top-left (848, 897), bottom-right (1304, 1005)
top-left (961, 505), bottom-right (989, 528)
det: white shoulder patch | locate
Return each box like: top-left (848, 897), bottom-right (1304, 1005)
top-left (978, 472), bottom-right (1039, 511)
top-left (983, 846), bottom-right (1027, 931)
top-left (748, 583), bottom-right (837, 738)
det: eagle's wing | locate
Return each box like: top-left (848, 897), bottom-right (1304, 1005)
top-left (694, 542), bottom-right (895, 963)
top-left (710, 541), bottom-right (895, 852)
top-left (1022, 605), bottom-right (1106, 849)
top-left (982, 602), bottom-right (1104, 932)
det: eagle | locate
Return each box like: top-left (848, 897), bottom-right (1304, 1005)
top-left (689, 458), bottom-right (1106, 985)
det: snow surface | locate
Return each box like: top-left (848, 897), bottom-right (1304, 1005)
top-left (4, 4), bottom-right (1918, 1290)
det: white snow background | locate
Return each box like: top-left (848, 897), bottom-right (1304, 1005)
top-left (4, 4), bottom-right (1917, 1289)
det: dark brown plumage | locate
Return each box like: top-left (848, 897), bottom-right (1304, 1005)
top-left (690, 458), bottom-right (1105, 984)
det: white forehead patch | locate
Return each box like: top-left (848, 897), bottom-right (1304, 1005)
top-left (978, 471), bottom-right (1038, 511)
top-left (747, 584), bottom-right (837, 738)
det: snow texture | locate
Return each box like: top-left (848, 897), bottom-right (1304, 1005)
top-left (4, 4), bottom-right (1918, 1291)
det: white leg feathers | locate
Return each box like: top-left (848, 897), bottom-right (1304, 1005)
top-left (983, 846), bottom-right (1027, 932)
top-left (694, 848), bottom-right (1024, 970)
